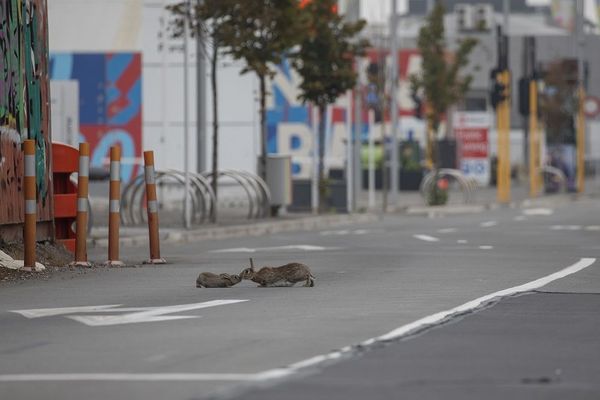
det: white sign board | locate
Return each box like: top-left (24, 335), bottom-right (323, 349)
top-left (453, 111), bottom-right (491, 186)
top-left (50, 80), bottom-right (80, 146)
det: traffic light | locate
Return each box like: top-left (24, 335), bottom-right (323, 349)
top-left (490, 69), bottom-right (508, 109)
top-left (518, 77), bottom-right (530, 116)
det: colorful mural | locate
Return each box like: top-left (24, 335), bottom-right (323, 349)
top-left (266, 49), bottom-right (423, 179)
top-left (50, 52), bottom-right (142, 182)
top-left (0, 0), bottom-right (53, 227)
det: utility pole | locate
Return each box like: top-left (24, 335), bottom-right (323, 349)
top-left (575, 0), bottom-right (586, 194)
top-left (389, 0), bottom-right (399, 208)
top-left (494, 25), bottom-right (511, 205)
top-left (196, 0), bottom-right (207, 174)
top-left (183, 0), bottom-right (192, 228)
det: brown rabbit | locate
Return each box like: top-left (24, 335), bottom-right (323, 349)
top-left (240, 258), bottom-right (315, 287)
top-left (196, 272), bottom-right (241, 288)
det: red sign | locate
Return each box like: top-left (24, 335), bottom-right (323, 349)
top-left (457, 128), bottom-right (488, 158)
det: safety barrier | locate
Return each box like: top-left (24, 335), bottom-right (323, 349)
top-left (52, 142), bottom-right (79, 253)
top-left (120, 169), bottom-right (270, 227)
top-left (420, 168), bottom-right (477, 205)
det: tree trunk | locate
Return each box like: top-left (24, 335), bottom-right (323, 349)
top-left (210, 42), bottom-right (218, 223)
top-left (318, 104), bottom-right (327, 213)
top-left (258, 74), bottom-right (267, 180)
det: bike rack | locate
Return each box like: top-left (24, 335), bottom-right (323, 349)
top-left (420, 168), bottom-right (476, 205)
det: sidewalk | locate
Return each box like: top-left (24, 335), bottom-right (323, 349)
top-left (89, 179), bottom-right (598, 248)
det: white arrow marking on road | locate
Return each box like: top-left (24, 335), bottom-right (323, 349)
top-left (413, 234), bottom-right (439, 242)
top-left (480, 220), bottom-right (497, 227)
top-left (11, 300), bottom-right (248, 327)
top-left (11, 305), bottom-right (123, 319)
top-left (210, 245), bottom-right (338, 253)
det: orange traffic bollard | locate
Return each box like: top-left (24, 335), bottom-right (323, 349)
top-left (143, 151), bottom-right (166, 264)
top-left (105, 146), bottom-right (124, 266)
top-left (23, 139), bottom-right (36, 271)
top-left (73, 143), bottom-right (92, 266)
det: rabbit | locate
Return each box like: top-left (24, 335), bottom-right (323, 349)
top-left (196, 272), bottom-right (242, 288)
top-left (240, 258), bottom-right (315, 287)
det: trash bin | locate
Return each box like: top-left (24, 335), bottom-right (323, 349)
top-left (265, 155), bottom-right (293, 215)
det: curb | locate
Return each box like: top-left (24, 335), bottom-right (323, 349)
top-left (89, 213), bottom-right (380, 248)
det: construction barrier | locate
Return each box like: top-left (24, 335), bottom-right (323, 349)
top-left (52, 142), bottom-right (78, 253)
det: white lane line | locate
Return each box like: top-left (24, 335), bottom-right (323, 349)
top-left (478, 245), bottom-right (494, 250)
top-left (2, 258), bottom-right (595, 383)
top-left (585, 225), bottom-right (600, 231)
top-left (209, 245), bottom-right (338, 253)
top-left (413, 234), bottom-right (439, 242)
top-left (0, 373), bottom-right (259, 382)
top-left (437, 228), bottom-right (457, 234)
top-left (514, 216), bottom-right (527, 221)
top-left (480, 220), bottom-right (497, 228)
top-left (522, 208), bottom-right (554, 216)
top-left (457, 239), bottom-right (468, 244)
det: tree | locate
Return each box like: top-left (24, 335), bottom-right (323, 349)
top-left (409, 1), bottom-right (476, 204)
top-left (293, 0), bottom-right (367, 212)
top-left (217, 0), bottom-right (308, 179)
top-left (167, 1), bottom-right (230, 220)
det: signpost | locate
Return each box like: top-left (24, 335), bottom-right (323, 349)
top-left (454, 111), bottom-right (491, 186)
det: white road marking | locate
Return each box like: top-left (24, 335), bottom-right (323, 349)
top-left (437, 228), bottom-right (457, 233)
top-left (514, 216), bottom-right (527, 221)
top-left (413, 234), bottom-right (439, 242)
top-left (2, 259), bottom-right (595, 383)
top-left (209, 245), bottom-right (337, 253)
top-left (457, 239), bottom-right (468, 244)
top-left (11, 300), bottom-right (248, 327)
top-left (551, 225), bottom-right (582, 231)
top-left (320, 229), bottom-right (369, 236)
top-left (478, 245), bottom-right (494, 250)
top-left (522, 208), bottom-right (554, 216)
top-left (0, 373), bottom-right (260, 382)
top-left (480, 220), bottom-right (497, 227)
top-left (11, 305), bottom-right (123, 319)
top-left (584, 225), bottom-right (600, 231)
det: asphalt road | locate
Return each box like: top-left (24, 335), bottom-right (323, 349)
top-left (1, 197), bottom-right (599, 400)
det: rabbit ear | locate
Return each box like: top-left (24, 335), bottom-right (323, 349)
top-left (249, 257), bottom-right (255, 271)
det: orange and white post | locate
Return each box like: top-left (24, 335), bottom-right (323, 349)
top-left (143, 151), bottom-right (166, 264)
top-left (23, 139), bottom-right (36, 271)
top-left (73, 143), bottom-right (92, 266)
top-left (106, 145), bottom-right (124, 266)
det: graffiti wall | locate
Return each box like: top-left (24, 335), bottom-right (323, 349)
top-left (50, 52), bottom-right (142, 182)
top-left (266, 49), bottom-right (424, 179)
top-left (0, 0), bottom-right (53, 227)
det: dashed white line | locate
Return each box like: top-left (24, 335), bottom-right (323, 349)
top-left (478, 245), bottom-right (494, 250)
top-left (480, 220), bottom-right (497, 228)
top-left (522, 208), bottom-right (554, 216)
top-left (437, 228), bottom-right (457, 234)
top-left (413, 234), bottom-right (440, 242)
top-left (514, 215), bottom-right (527, 221)
top-left (457, 239), bottom-right (468, 244)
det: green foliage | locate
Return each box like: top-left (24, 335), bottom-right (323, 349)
top-left (218, 0), bottom-right (308, 78)
top-left (293, 0), bottom-right (368, 108)
top-left (409, 2), bottom-right (477, 134)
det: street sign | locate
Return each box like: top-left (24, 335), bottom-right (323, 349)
top-left (453, 112), bottom-right (491, 186)
top-left (11, 300), bottom-right (248, 327)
